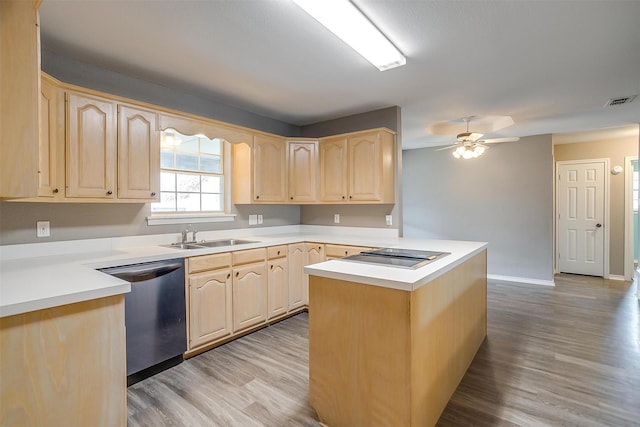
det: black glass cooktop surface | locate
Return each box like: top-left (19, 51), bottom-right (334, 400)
top-left (341, 248), bottom-right (450, 269)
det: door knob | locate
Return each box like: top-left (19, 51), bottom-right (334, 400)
top-left (596, 223), bottom-right (602, 228)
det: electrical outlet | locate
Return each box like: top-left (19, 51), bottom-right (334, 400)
top-left (36, 221), bottom-right (50, 238)
top-left (385, 215), bottom-right (393, 226)
top-left (249, 215), bottom-right (257, 225)
top-left (257, 214), bottom-right (263, 224)
top-left (334, 214), bottom-right (340, 224)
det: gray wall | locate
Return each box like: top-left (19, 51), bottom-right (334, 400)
top-left (402, 134), bottom-right (554, 282)
top-left (42, 51), bottom-right (300, 137)
top-left (299, 107), bottom-right (403, 231)
top-left (0, 202), bottom-right (299, 245)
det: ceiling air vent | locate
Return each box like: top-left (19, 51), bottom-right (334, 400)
top-left (604, 95), bottom-right (636, 107)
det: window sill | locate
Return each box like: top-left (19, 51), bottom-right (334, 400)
top-left (147, 213), bottom-right (236, 226)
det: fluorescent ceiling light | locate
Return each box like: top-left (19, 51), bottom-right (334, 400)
top-left (292, 0), bottom-right (406, 71)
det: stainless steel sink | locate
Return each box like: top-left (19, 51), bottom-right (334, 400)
top-left (161, 239), bottom-right (259, 250)
top-left (194, 239), bottom-right (257, 247)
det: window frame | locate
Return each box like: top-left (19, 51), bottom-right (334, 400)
top-left (147, 130), bottom-right (234, 226)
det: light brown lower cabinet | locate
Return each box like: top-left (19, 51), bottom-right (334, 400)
top-left (268, 257), bottom-right (288, 319)
top-left (288, 243), bottom-right (306, 310)
top-left (232, 261), bottom-right (268, 332)
top-left (324, 243), bottom-right (372, 260)
top-left (185, 243), bottom-right (320, 357)
top-left (267, 245), bottom-right (289, 319)
top-left (188, 268), bottom-right (233, 349)
top-left (0, 295), bottom-right (126, 426)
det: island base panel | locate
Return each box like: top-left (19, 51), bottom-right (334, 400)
top-left (309, 249), bottom-right (487, 427)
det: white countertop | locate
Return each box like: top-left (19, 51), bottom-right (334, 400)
top-left (304, 240), bottom-right (487, 291)
top-left (0, 225), bottom-right (486, 317)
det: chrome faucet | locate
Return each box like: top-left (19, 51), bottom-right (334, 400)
top-left (181, 226), bottom-right (191, 244)
top-left (181, 226), bottom-right (198, 244)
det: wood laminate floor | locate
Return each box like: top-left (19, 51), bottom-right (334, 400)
top-left (127, 274), bottom-right (640, 426)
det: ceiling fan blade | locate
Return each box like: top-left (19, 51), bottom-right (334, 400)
top-left (479, 137), bottom-right (520, 144)
top-left (468, 132), bottom-right (484, 141)
top-left (434, 145), bottom-right (457, 151)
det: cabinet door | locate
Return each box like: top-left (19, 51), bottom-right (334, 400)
top-left (253, 134), bottom-right (286, 202)
top-left (304, 243), bottom-right (325, 304)
top-left (288, 140), bottom-right (317, 202)
top-left (0, 0), bottom-right (40, 198)
top-left (117, 104), bottom-right (159, 199)
top-left (325, 244), bottom-right (372, 260)
top-left (38, 76), bottom-right (63, 198)
top-left (348, 131), bottom-right (381, 201)
top-left (288, 243), bottom-right (306, 309)
top-left (188, 269), bottom-right (233, 349)
top-left (233, 262), bottom-right (268, 332)
top-left (66, 92), bottom-right (117, 198)
top-left (268, 257), bottom-right (288, 319)
top-left (318, 136), bottom-right (348, 202)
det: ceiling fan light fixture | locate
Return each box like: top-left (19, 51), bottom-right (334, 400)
top-left (291, 0), bottom-right (406, 71)
top-left (452, 144), bottom-right (485, 160)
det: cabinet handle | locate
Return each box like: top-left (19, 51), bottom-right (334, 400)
top-left (345, 251), bottom-right (348, 255)
top-left (342, 196), bottom-right (345, 199)
top-left (256, 195), bottom-right (260, 200)
top-left (235, 272), bottom-right (239, 277)
top-left (151, 192), bottom-right (156, 197)
top-left (52, 188), bottom-right (59, 194)
top-left (270, 265), bottom-right (273, 270)
top-left (349, 195), bottom-right (352, 199)
top-left (318, 246), bottom-right (321, 250)
top-left (277, 250), bottom-right (281, 255)
top-left (290, 196), bottom-right (293, 200)
top-left (227, 273), bottom-right (231, 279)
top-left (106, 190), bottom-right (113, 195)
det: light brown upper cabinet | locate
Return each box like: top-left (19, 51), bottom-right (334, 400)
top-left (318, 136), bottom-right (348, 202)
top-left (59, 85), bottom-right (160, 202)
top-left (319, 129), bottom-right (395, 203)
top-left (0, 0), bottom-right (42, 198)
top-left (287, 139), bottom-right (318, 203)
top-left (233, 134), bottom-right (287, 204)
top-left (66, 91), bottom-right (118, 199)
top-left (117, 104), bottom-right (159, 200)
top-left (253, 134), bottom-right (286, 202)
top-left (38, 74), bottom-right (64, 199)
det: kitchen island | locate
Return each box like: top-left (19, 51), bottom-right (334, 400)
top-left (305, 241), bottom-right (487, 427)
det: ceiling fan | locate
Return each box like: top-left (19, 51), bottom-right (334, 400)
top-left (435, 116), bottom-right (520, 159)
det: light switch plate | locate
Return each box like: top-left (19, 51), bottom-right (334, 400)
top-left (249, 215), bottom-right (257, 225)
top-left (37, 221), bottom-right (50, 237)
top-left (334, 214), bottom-right (340, 224)
top-left (257, 214), bottom-right (263, 224)
top-left (385, 215), bottom-right (393, 226)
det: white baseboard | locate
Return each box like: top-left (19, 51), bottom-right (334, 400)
top-left (487, 274), bottom-right (556, 287)
top-left (607, 275), bottom-right (627, 281)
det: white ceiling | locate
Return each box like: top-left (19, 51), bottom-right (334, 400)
top-left (38, 0), bottom-right (640, 149)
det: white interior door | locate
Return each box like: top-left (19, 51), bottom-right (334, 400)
top-left (557, 161), bottom-right (606, 276)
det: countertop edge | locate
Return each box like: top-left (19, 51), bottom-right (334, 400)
top-left (1, 229), bottom-right (486, 317)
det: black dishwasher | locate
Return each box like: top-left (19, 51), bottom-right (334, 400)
top-left (99, 258), bottom-right (186, 386)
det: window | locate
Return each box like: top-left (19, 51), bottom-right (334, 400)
top-left (152, 129), bottom-right (225, 213)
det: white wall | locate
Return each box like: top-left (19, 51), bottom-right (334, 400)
top-left (402, 134), bottom-right (554, 283)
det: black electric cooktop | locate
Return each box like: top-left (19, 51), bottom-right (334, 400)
top-left (341, 248), bottom-right (450, 269)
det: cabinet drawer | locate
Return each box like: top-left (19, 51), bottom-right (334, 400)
top-left (267, 245), bottom-right (287, 259)
top-left (187, 253), bottom-right (232, 274)
top-left (232, 248), bottom-right (266, 266)
top-left (325, 244), bottom-right (372, 259)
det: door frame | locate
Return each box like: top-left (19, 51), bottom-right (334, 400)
top-left (555, 158), bottom-right (610, 278)
top-left (624, 156), bottom-right (638, 280)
